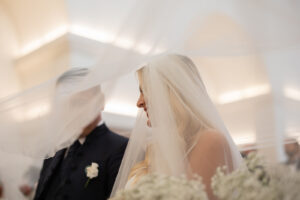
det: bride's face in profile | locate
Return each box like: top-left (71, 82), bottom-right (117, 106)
top-left (136, 71), bottom-right (151, 126)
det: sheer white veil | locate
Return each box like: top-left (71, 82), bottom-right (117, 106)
top-left (111, 54), bottom-right (242, 197)
top-left (0, 68), bottom-right (105, 159)
top-left (0, 0), bottom-right (299, 198)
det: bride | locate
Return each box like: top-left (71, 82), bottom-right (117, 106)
top-left (111, 54), bottom-right (242, 199)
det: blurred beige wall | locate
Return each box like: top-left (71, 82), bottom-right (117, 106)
top-left (1, 0), bottom-right (68, 56)
top-left (0, 0), bottom-right (70, 94)
top-left (0, 4), bottom-right (20, 98)
top-left (15, 35), bottom-right (70, 90)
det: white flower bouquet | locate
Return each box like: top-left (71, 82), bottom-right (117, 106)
top-left (110, 173), bottom-right (208, 200)
top-left (212, 152), bottom-right (300, 200)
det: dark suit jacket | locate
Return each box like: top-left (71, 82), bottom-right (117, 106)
top-left (34, 124), bottom-right (128, 200)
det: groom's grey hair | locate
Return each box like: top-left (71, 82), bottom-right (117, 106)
top-left (55, 67), bottom-right (105, 110)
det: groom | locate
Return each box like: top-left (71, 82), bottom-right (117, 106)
top-left (34, 112), bottom-right (128, 200)
top-left (34, 75), bottom-right (128, 200)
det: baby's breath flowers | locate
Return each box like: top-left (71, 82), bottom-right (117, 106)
top-left (212, 152), bottom-right (300, 200)
top-left (110, 173), bottom-right (208, 200)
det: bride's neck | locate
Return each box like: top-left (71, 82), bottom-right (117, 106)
top-left (178, 117), bottom-right (202, 148)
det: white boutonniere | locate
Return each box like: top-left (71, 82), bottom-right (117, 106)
top-left (85, 162), bottom-right (99, 188)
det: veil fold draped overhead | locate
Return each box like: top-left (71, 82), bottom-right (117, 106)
top-left (1, 0), bottom-right (299, 159)
top-left (0, 0), bottom-right (299, 198)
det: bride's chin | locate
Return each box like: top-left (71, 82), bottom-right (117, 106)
top-left (147, 119), bottom-right (151, 127)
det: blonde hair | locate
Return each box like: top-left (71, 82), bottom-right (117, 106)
top-left (127, 145), bottom-right (151, 185)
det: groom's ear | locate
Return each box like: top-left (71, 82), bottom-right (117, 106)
top-left (95, 113), bottom-right (102, 125)
top-left (80, 114), bottom-right (102, 138)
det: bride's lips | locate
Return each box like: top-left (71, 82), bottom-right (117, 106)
top-left (144, 108), bottom-right (149, 118)
top-left (144, 108), bottom-right (151, 126)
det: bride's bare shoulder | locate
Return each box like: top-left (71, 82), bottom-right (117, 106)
top-left (199, 129), bottom-right (226, 143)
top-left (192, 129), bottom-right (228, 154)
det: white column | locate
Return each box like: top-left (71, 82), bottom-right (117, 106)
top-left (260, 51), bottom-right (291, 163)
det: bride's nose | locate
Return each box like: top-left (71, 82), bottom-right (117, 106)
top-left (137, 94), bottom-right (145, 108)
